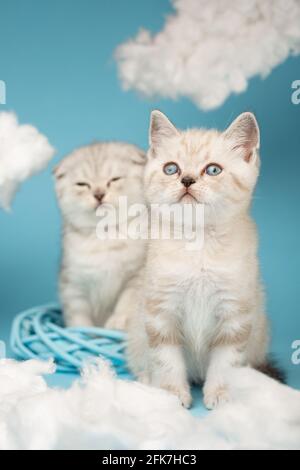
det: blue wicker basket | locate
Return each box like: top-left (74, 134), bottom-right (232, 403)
top-left (10, 304), bottom-right (128, 374)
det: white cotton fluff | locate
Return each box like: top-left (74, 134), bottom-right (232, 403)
top-left (116, 0), bottom-right (300, 110)
top-left (0, 112), bottom-right (55, 210)
top-left (0, 358), bottom-right (299, 450)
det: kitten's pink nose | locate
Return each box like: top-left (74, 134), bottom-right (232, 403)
top-left (181, 176), bottom-right (196, 188)
top-left (94, 190), bottom-right (105, 203)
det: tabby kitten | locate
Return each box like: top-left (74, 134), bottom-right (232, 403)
top-left (54, 142), bottom-right (146, 329)
top-left (128, 110), bottom-right (271, 409)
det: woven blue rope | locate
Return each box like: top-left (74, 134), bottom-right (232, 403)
top-left (10, 304), bottom-right (128, 374)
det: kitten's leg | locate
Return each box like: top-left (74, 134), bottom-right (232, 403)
top-left (105, 285), bottom-right (136, 331)
top-left (145, 302), bottom-right (191, 408)
top-left (127, 309), bottom-right (150, 383)
top-left (60, 281), bottom-right (94, 328)
top-left (203, 313), bottom-right (251, 410)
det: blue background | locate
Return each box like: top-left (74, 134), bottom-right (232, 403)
top-left (0, 0), bottom-right (299, 394)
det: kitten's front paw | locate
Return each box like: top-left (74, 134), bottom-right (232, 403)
top-left (105, 312), bottom-right (130, 331)
top-left (164, 384), bottom-right (192, 409)
top-left (137, 371), bottom-right (150, 385)
top-left (203, 384), bottom-right (230, 410)
top-left (178, 388), bottom-right (193, 409)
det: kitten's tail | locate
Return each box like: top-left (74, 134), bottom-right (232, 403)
top-left (255, 357), bottom-right (286, 384)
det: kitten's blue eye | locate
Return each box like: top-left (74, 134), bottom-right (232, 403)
top-left (205, 164), bottom-right (223, 176)
top-left (163, 162), bottom-right (180, 176)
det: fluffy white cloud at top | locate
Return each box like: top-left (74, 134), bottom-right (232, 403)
top-left (0, 112), bottom-right (55, 210)
top-left (116, 0), bottom-right (300, 110)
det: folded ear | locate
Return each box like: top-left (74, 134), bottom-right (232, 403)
top-left (130, 148), bottom-right (147, 166)
top-left (52, 161), bottom-right (65, 180)
top-left (224, 112), bottom-right (260, 162)
top-left (149, 110), bottom-right (179, 153)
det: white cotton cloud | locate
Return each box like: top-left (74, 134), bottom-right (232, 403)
top-left (0, 112), bottom-right (55, 210)
top-left (116, 0), bottom-right (300, 110)
top-left (0, 358), bottom-right (299, 450)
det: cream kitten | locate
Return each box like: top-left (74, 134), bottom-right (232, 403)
top-left (128, 111), bottom-right (279, 409)
top-left (54, 142), bottom-right (146, 329)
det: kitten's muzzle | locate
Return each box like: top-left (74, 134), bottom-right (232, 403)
top-left (181, 176), bottom-right (196, 188)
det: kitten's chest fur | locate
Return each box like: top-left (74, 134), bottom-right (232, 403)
top-left (181, 255), bottom-right (227, 332)
top-left (151, 233), bottom-right (246, 379)
top-left (156, 233), bottom-right (238, 313)
top-left (63, 228), bottom-right (144, 315)
top-left (180, 264), bottom-right (226, 378)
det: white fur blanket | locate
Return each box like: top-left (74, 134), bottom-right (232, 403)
top-left (0, 358), bottom-right (299, 450)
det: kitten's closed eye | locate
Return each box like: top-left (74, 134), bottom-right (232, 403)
top-left (76, 182), bottom-right (91, 188)
top-left (108, 177), bottom-right (122, 186)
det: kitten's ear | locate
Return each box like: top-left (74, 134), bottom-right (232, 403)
top-left (149, 110), bottom-right (179, 153)
top-left (131, 148), bottom-right (147, 166)
top-left (224, 112), bottom-right (260, 162)
top-left (52, 162), bottom-right (65, 180)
